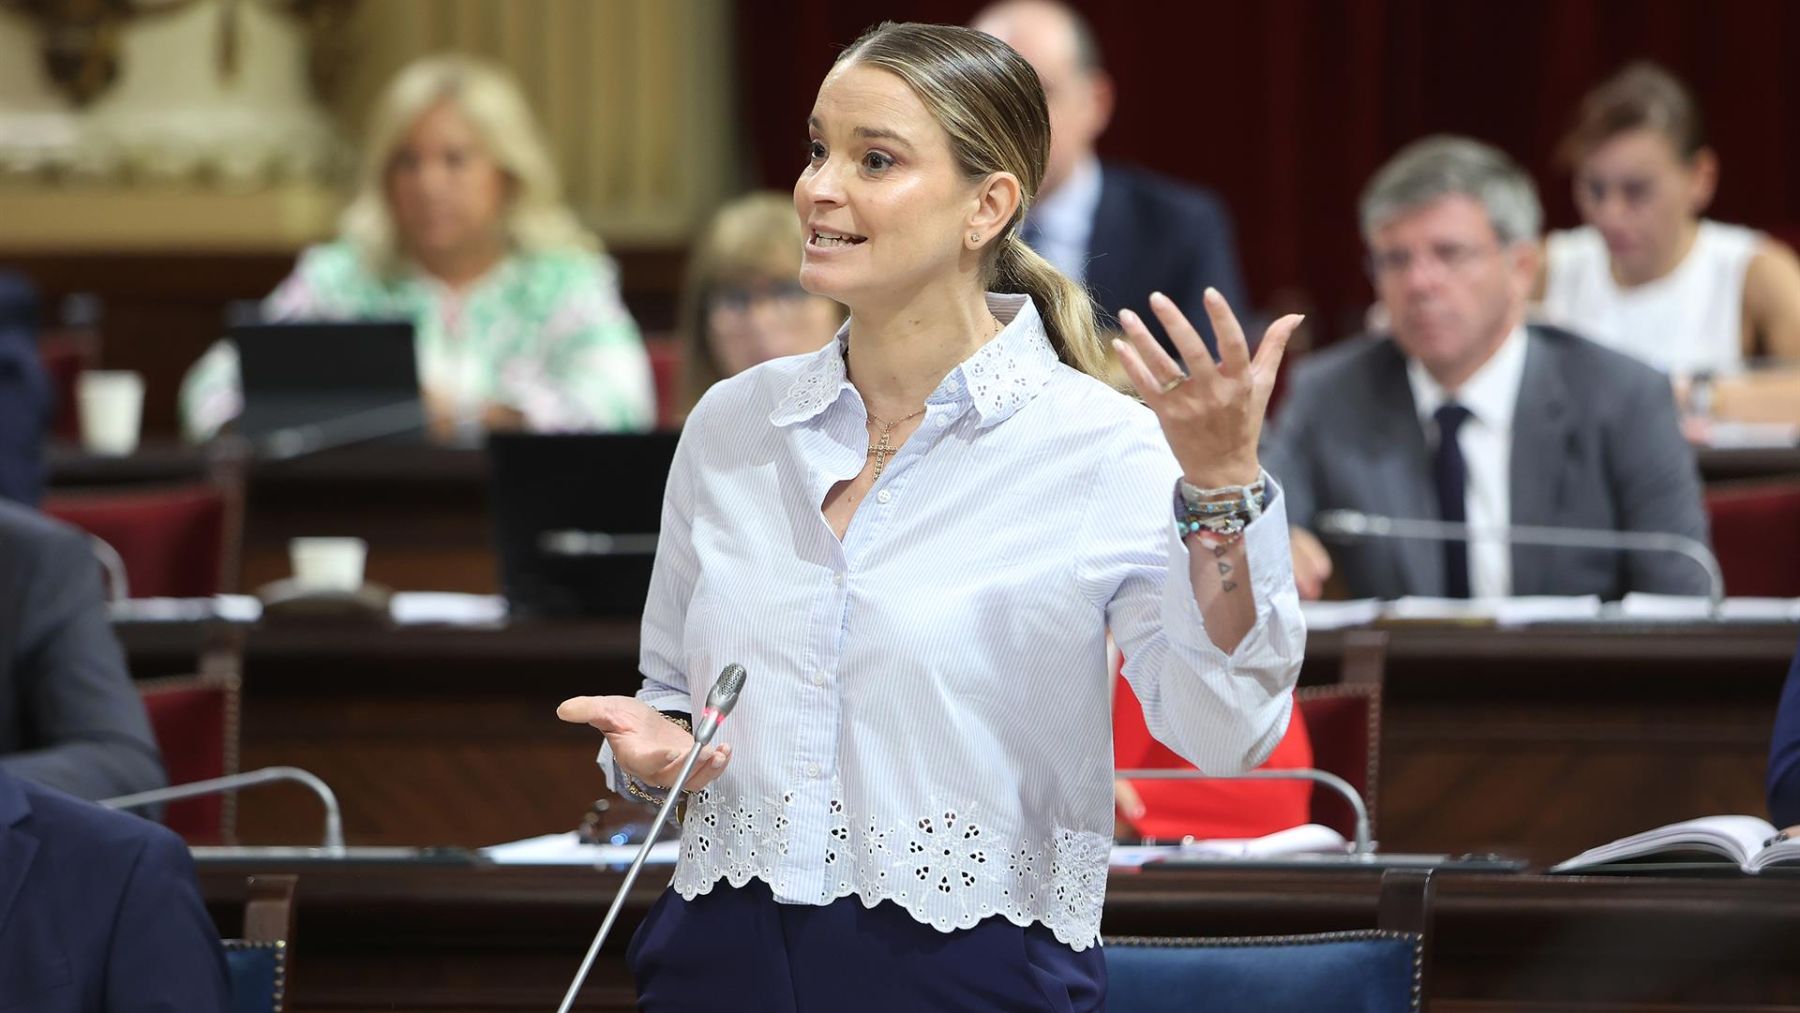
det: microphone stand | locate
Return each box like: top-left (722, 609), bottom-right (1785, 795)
top-left (555, 663), bottom-right (745, 1013)
top-left (1316, 510), bottom-right (1726, 617)
top-left (101, 766), bottom-right (345, 853)
top-left (552, 739), bottom-right (706, 1013)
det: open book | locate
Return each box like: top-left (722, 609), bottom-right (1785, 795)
top-left (1551, 815), bottom-right (1800, 875)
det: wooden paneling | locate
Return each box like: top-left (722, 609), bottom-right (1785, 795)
top-left (123, 619), bottom-right (1800, 864)
top-left (196, 863), bottom-right (1800, 1012)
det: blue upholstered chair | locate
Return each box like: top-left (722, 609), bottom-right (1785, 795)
top-left (1104, 869), bottom-right (1432, 1013)
top-left (223, 874), bottom-right (295, 1013)
top-left (225, 940), bottom-right (288, 1013)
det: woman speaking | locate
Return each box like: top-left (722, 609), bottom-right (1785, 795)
top-left (559, 21), bottom-right (1304, 1011)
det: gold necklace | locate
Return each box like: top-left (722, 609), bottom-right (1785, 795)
top-left (859, 314), bottom-right (1003, 480)
top-left (865, 405), bottom-right (927, 479)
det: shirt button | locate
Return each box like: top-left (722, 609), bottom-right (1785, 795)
top-left (806, 763), bottom-right (822, 779)
top-left (876, 489), bottom-right (892, 504)
top-left (832, 573), bottom-right (845, 587)
top-left (812, 672), bottom-right (827, 687)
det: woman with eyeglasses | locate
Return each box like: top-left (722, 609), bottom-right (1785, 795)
top-left (675, 192), bottom-right (846, 420)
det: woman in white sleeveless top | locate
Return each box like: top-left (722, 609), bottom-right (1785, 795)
top-left (1537, 62), bottom-right (1800, 376)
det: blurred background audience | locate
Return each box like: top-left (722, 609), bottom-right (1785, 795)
top-left (675, 191), bottom-right (843, 418)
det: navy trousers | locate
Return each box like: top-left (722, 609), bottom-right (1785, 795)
top-left (627, 879), bottom-right (1106, 1012)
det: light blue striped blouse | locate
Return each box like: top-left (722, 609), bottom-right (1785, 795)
top-left (600, 292), bottom-right (1304, 950)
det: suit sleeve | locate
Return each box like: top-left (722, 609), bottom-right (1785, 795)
top-left (1257, 362), bottom-right (1320, 531)
top-left (1184, 192), bottom-right (1250, 323)
top-left (106, 825), bottom-right (232, 1013)
top-left (1, 523), bottom-right (165, 800)
top-left (1605, 368), bottom-right (1712, 595)
top-left (0, 322), bottom-right (49, 507)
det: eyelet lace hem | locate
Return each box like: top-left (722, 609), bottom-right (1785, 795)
top-left (671, 786), bottom-right (1111, 952)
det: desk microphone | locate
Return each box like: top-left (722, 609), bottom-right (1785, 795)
top-left (1313, 509), bottom-right (1725, 615)
top-left (554, 663), bottom-right (748, 1013)
top-left (258, 400), bottom-right (429, 460)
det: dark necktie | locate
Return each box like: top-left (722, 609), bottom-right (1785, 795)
top-left (1432, 402), bottom-right (1473, 598)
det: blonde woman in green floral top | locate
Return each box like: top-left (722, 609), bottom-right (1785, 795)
top-left (181, 55), bottom-right (654, 440)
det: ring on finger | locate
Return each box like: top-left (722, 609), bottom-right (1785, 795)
top-left (1159, 372), bottom-right (1190, 395)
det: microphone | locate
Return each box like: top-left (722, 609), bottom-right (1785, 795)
top-left (554, 664), bottom-right (749, 1013)
top-left (1313, 509), bottom-right (1725, 615)
top-left (258, 399), bottom-right (428, 460)
top-left (101, 766), bottom-right (345, 854)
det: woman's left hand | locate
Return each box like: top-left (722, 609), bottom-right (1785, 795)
top-left (1111, 289), bottom-right (1302, 489)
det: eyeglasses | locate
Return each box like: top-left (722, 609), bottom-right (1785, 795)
top-left (1366, 241), bottom-right (1502, 280)
top-left (708, 280), bottom-right (812, 311)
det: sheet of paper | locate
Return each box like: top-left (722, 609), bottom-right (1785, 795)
top-left (1298, 599), bottom-right (1382, 630)
top-left (481, 831), bottom-right (680, 866)
top-left (389, 592), bottom-right (509, 626)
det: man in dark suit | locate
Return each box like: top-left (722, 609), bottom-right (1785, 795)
top-left (0, 764), bottom-right (230, 1011)
top-left (1, 499), bottom-right (165, 799)
top-left (0, 270), bottom-right (51, 506)
top-left (1262, 136), bottom-right (1710, 600)
top-left (972, 0), bottom-right (1248, 353)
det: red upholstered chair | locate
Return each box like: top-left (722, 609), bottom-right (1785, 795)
top-left (37, 329), bottom-right (98, 442)
top-left (139, 672), bottom-right (241, 844)
top-left (644, 333), bottom-right (685, 430)
top-left (43, 481), bottom-right (239, 597)
top-left (1706, 481), bottom-right (1800, 597)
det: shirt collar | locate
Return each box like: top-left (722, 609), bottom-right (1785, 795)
top-left (1405, 324), bottom-right (1530, 432)
top-left (770, 293), bottom-right (1061, 429)
top-left (1027, 155), bottom-right (1103, 244)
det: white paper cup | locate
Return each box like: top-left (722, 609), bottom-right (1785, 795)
top-left (289, 537), bottom-right (368, 592)
top-left (77, 370), bottom-right (144, 455)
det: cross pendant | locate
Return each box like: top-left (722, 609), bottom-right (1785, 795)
top-left (868, 431), bottom-right (897, 479)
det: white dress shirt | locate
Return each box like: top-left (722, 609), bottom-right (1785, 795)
top-left (1405, 325), bottom-right (1530, 598)
top-left (600, 293), bottom-right (1303, 950)
top-left (1022, 155), bottom-right (1103, 284)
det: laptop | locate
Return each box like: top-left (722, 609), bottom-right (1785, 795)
top-left (486, 432), bottom-right (681, 619)
top-left (231, 321), bottom-right (425, 457)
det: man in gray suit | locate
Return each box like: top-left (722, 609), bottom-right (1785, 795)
top-left (0, 499), bottom-right (164, 799)
top-left (1263, 136), bottom-right (1709, 600)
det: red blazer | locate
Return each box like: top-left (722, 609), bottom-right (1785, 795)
top-left (1113, 661), bottom-right (1312, 841)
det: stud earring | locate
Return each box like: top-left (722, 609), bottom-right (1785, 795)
top-left (970, 232), bottom-right (981, 244)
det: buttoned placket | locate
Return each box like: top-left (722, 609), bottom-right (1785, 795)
top-left (779, 395), bottom-right (962, 901)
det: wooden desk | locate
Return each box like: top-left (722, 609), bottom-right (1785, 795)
top-left (196, 861), bottom-right (1800, 1012)
top-left (52, 442), bottom-right (499, 592)
top-left (56, 442), bottom-right (1800, 596)
top-left (125, 619), bottom-right (1799, 867)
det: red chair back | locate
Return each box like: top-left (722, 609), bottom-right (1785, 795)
top-left (43, 483), bottom-right (230, 597)
top-left (1296, 684), bottom-right (1381, 840)
top-left (37, 330), bottom-right (97, 442)
top-left (139, 673), bottom-right (239, 844)
top-left (1706, 481), bottom-right (1800, 597)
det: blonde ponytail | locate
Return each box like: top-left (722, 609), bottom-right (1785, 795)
top-left (994, 235), bottom-right (1109, 380)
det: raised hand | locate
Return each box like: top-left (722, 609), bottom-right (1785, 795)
top-left (1111, 289), bottom-right (1302, 489)
top-left (557, 695), bottom-right (732, 793)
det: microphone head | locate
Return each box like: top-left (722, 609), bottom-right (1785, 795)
top-left (705, 663), bottom-right (748, 718)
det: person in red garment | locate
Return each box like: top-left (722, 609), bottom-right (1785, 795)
top-left (1111, 657), bottom-right (1312, 841)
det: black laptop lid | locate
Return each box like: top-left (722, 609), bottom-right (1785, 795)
top-left (487, 431), bottom-right (681, 619)
top-left (231, 321), bottom-right (423, 447)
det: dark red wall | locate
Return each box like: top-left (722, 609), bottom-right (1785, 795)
top-left (736, 0), bottom-right (1800, 340)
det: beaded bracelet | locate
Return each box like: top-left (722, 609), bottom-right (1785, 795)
top-left (1173, 477), bottom-right (1266, 541)
top-left (621, 711), bottom-right (696, 811)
